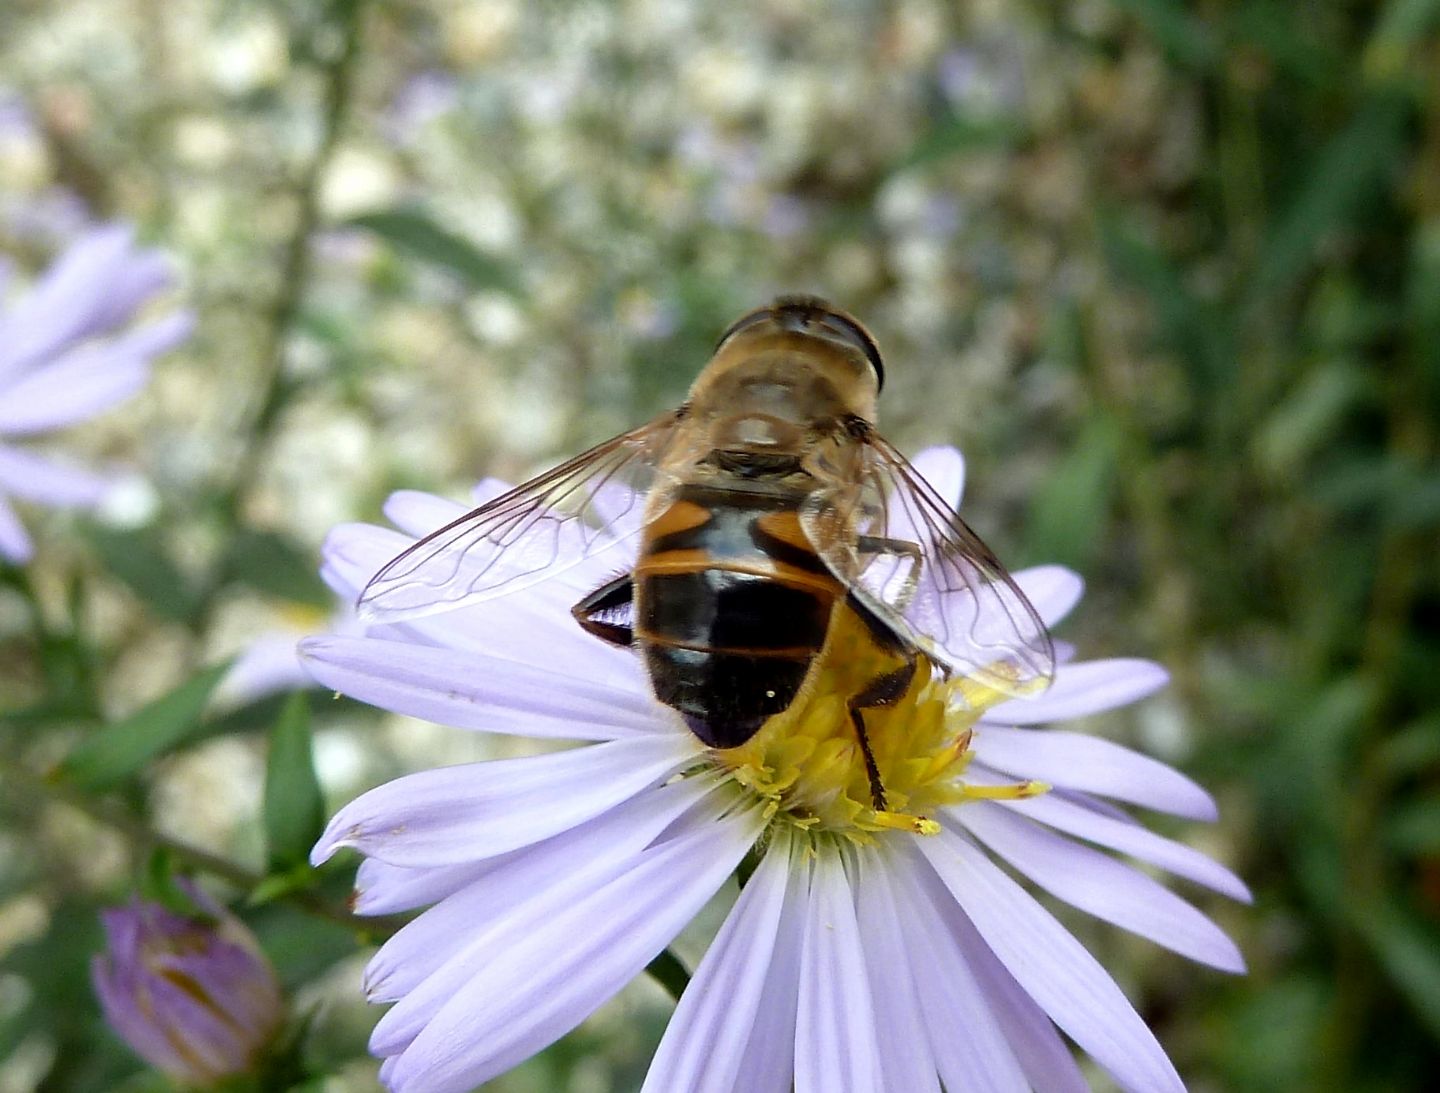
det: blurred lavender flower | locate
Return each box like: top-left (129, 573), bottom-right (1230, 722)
top-left (0, 223), bottom-right (192, 562)
top-left (92, 884), bottom-right (284, 1087)
top-left (382, 70), bottom-right (460, 146)
top-left (303, 451), bottom-right (1247, 1092)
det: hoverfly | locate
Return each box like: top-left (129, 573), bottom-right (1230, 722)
top-left (357, 296), bottom-right (1054, 809)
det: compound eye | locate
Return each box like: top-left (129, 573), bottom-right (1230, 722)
top-left (714, 308), bottom-right (773, 350)
top-left (816, 312), bottom-right (885, 392)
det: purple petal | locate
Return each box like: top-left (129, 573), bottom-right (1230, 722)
top-left (942, 902), bottom-right (1090, 1093)
top-left (958, 804), bottom-right (1245, 972)
top-left (852, 852), bottom-right (943, 1093)
top-left (352, 857), bottom-right (494, 916)
top-left (972, 725), bottom-right (1218, 820)
top-left (0, 226), bottom-right (137, 378)
top-left (365, 777), bottom-right (719, 1005)
top-left (912, 832), bottom-right (1187, 1093)
top-left (1011, 564), bottom-right (1084, 628)
top-left (983, 659), bottom-right (1169, 725)
top-left (320, 522), bottom-right (637, 680)
top-left (730, 840), bottom-right (807, 1090)
top-left (380, 490), bottom-right (469, 538)
top-left (0, 444), bottom-right (112, 506)
top-left (992, 786), bottom-right (1252, 902)
top-left (879, 849), bottom-right (1030, 1091)
top-left (795, 848), bottom-right (884, 1093)
top-left (912, 445), bottom-right (966, 508)
top-left (0, 493), bottom-right (33, 562)
top-left (381, 802), bottom-right (764, 1093)
top-left (312, 733), bottom-right (699, 868)
top-left (642, 827), bottom-right (798, 1093)
top-left (299, 635), bottom-right (668, 741)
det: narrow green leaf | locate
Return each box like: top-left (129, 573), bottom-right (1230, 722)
top-left (1250, 95), bottom-right (1409, 297)
top-left (1364, 0), bottom-right (1440, 77)
top-left (225, 528), bottom-right (330, 607)
top-left (1357, 899), bottom-right (1440, 1041)
top-left (348, 208), bottom-right (523, 297)
top-left (898, 113), bottom-right (1022, 168)
top-left (61, 663), bottom-right (232, 790)
top-left (88, 525), bottom-right (199, 622)
top-left (1110, 0), bottom-right (1221, 68)
top-left (264, 693), bottom-right (327, 871)
top-left (1021, 416), bottom-right (1121, 570)
top-left (1098, 214), bottom-right (1233, 391)
top-left (1385, 798), bottom-right (1440, 856)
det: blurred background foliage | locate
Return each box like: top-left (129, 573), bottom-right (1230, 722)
top-left (1, 0), bottom-right (1438, 1089)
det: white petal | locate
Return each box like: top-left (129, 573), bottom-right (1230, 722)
top-left (380, 490), bottom-right (469, 538)
top-left (0, 445), bottom-right (112, 506)
top-left (795, 847), bottom-right (884, 1093)
top-left (320, 523), bottom-right (643, 689)
top-left (878, 848), bottom-right (1029, 1092)
top-left (643, 828), bottom-right (797, 1093)
top-left (731, 840), bottom-right (807, 1091)
top-left (912, 832), bottom-right (1187, 1093)
top-left (994, 787), bottom-right (1252, 902)
top-left (972, 725), bottom-right (1218, 820)
top-left (382, 801), bottom-right (763, 1093)
top-left (852, 851), bottom-right (942, 1093)
top-left (984, 658), bottom-right (1169, 725)
top-left (299, 635), bottom-right (668, 741)
top-left (365, 777), bottom-right (719, 1005)
top-left (912, 445), bottom-right (966, 508)
top-left (352, 857), bottom-right (492, 916)
top-left (942, 898), bottom-right (1089, 1093)
top-left (959, 804), bottom-right (1246, 972)
top-left (1011, 564), bottom-right (1085, 629)
top-left (0, 494), bottom-right (33, 562)
top-left (311, 733), bottom-right (697, 868)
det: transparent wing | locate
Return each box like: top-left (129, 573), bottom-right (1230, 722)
top-left (357, 411), bottom-right (680, 623)
top-left (802, 434), bottom-right (1054, 698)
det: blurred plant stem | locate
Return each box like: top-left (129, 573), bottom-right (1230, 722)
top-left (0, 755), bottom-right (400, 938)
top-left (1321, 66), bottom-right (1440, 1068)
top-left (192, 0), bottom-right (367, 640)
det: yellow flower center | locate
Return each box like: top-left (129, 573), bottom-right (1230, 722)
top-left (708, 603), bottom-right (1048, 844)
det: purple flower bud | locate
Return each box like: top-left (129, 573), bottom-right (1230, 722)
top-left (91, 886), bottom-right (284, 1087)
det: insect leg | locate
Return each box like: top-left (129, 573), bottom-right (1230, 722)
top-left (846, 657), bottom-right (917, 812)
top-left (572, 574), bottom-right (635, 647)
top-left (844, 592), bottom-right (920, 811)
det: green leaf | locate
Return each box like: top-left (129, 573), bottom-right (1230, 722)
top-left (1364, 0), bottom-right (1440, 77)
top-left (1098, 214), bottom-right (1233, 392)
top-left (898, 113), bottom-right (1022, 168)
top-left (61, 662), bottom-right (232, 790)
top-left (263, 693), bottom-right (327, 871)
top-left (1385, 798), bottom-right (1440, 856)
top-left (224, 528), bottom-right (330, 607)
top-left (1250, 95), bottom-right (1409, 297)
top-left (1021, 416), bottom-right (1121, 570)
top-left (88, 525), bottom-right (199, 622)
top-left (1357, 899), bottom-right (1440, 1041)
top-left (1109, 0), bottom-right (1221, 68)
top-left (348, 208), bottom-right (523, 297)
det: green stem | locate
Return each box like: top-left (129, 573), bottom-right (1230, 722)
top-left (645, 947), bottom-right (692, 1003)
top-left (192, 2), bottom-right (366, 635)
top-left (0, 757), bottom-right (400, 938)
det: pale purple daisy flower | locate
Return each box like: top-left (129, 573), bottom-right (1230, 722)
top-left (92, 882), bottom-right (284, 1086)
top-left (304, 450), bottom-right (1247, 1093)
top-left (0, 223), bottom-right (193, 563)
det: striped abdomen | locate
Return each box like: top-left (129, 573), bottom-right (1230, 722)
top-left (634, 483), bottom-right (842, 749)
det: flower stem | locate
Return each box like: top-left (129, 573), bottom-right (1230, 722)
top-left (645, 947), bottom-right (691, 1003)
top-left (0, 756), bottom-right (400, 937)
